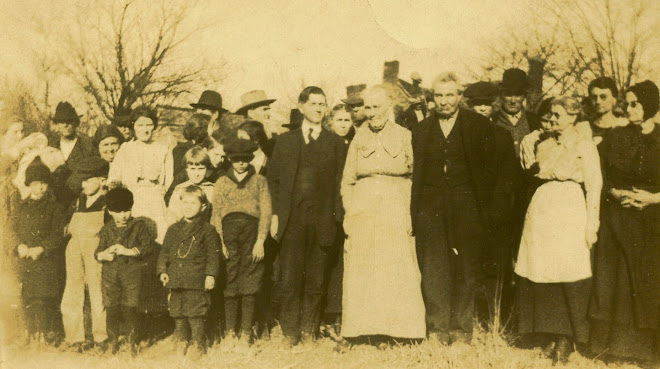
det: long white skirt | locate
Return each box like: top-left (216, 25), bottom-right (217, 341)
top-left (342, 176), bottom-right (426, 338)
top-left (515, 181), bottom-right (592, 283)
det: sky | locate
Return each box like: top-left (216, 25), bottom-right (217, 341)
top-left (0, 0), bottom-right (657, 129)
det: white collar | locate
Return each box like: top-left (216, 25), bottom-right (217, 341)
top-left (301, 120), bottom-right (322, 134)
top-left (504, 111), bottom-right (522, 124)
top-left (234, 169), bottom-right (248, 182)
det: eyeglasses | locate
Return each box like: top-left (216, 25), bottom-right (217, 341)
top-left (624, 101), bottom-right (640, 109)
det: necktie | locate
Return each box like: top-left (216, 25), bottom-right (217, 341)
top-left (307, 128), bottom-right (316, 143)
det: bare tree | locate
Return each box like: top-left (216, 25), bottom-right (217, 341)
top-left (475, 0), bottom-right (657, 108)
top-left (51, 0), bottom-right (223, 128)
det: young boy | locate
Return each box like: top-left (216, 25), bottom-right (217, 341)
top-left (95, 187), bottom-right (153, 354)
top-left (167, 146), bottom-right (215, 225)
top-left (157, 186), bottom-right (221, 357)
top-left (212, 137), bottom-right (271, 346)
top-left (61, 156), bottom-right (110, 351)
top-left (14, 161), bottom-right (65, 345)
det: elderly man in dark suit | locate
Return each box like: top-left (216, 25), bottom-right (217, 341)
top-left (268, 86), bottom-right (347, 345)
top-left (412, 72), bottom-right (516, 344)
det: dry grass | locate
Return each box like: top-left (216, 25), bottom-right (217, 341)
top-left (1, 328), bottom-right (646, 369)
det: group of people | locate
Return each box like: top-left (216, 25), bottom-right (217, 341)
top-left (0, 66), bottom-right (658, 366)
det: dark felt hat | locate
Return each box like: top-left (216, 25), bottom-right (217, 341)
top-left (106, 187), bottom-right (134, 212)
top-left (464, 81), bottom-right (499, 105)
top-left (112, 107), bottom-right (133, 128)
top-left (224, 137), bottom-right (258, 160)
top-left (77, 156), bottom-right (110, 181)
top-left (235, 90), bottom-right (276, 116)
top-left (342, 84), bottom-right (367, 105)
top-left (52, 102), bottom-right (81, 125)
top-left (93, 124), bottom-right (124, 148)
top-left (628, 80), bottom-right (660, 121)
top-left (25, 161), bottom-right (52, 186)
top-left (500, 68), bottom-right (529, 94)
top-left (282, 108), bottom-right (304, 130)
top-left (191, 90), bottom-right (227, 113)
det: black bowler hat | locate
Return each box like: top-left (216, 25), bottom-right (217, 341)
top-left (224, 137), bottom-right (258, 161)
top-left (500, 68), bottom-right (529, 95)
top-left (282, 109), bottom-right (304, 130)
top-left (342, 84), bottom-right (366, 105)
top-left (191, 90), bottom-right (228, 113)
top-left (465, 81), bottom-right (499, 105)
top-left (106, 187), bottom-right (134, 212)
top-left (52, 102), bottom-right (81, 126)
top-left (77, 156), bottom-right (110, 180)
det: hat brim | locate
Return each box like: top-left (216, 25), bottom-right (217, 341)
top-left (190, 103), bottom-right (228, 113)
top-left (226, 153), bottom-right (255, 161)
top-left (235, 99), bottom-right (276, 116)
top-left (342, 98), bottom-right (364, 105)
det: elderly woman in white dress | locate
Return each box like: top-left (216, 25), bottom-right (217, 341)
top-left (108, 106), bottom-right (173, 244)
top-left (515, 96), bottom-right (601, 364)
top-left (341, 86), bottom-right (426, 342)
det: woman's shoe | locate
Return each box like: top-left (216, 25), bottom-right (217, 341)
top-left (553, 336), bottom-right (572, 365)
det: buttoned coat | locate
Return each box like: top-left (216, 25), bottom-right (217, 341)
top-left (14, 195), bottom-right (66, 298)
top-left (411, 109), bottom-right (517, 233)
top-left (157, 217), bottom-right (221, 290)
top-left (267, 128), bottom-right (347, 248)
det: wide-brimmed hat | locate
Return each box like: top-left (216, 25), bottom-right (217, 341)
top-left (500, 68), bottom-right (529, 95)
top-left (342, 84), bottom-right (367, 105)
top-left (191, 90), bottom-right (227, 113)
top-left (235, 90), bottom-right (276, 116)
top-left (52, 102), bottom-right (81, 125)
top-left (224, 137), bottom-right (258, 161)
top-left (282, 109), bottom-right (304, 130)
top-left (465, 81), bottom-right (499, 105)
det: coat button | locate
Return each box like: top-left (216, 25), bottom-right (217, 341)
top-left (178, 263), bottom-right (183, 267)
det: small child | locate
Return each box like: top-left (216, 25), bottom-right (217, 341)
top-left (95, 187), bottom-right (153, 354)
top-left (157, 186), bottom-right (221, 357)
top-left (167, 146), bottom-right (215, 225)
top-left (212, 137), bottom-right (271, 345)
top-left (14, 161), bottom-right (65, 345)
top-left (61, 156), bottom-right (111, 350)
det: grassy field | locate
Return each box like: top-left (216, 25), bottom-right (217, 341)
top-left (1, 328), bottom-right (648, 369)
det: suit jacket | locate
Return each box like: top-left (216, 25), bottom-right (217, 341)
top-left (50, 135), bottom-right (97, 205)
top-left (268, 128), bottom-right (347, 248)
top-left (411, 109), bottom-right (517, 232)
top-left (157, 217), bottom-right (221, 290)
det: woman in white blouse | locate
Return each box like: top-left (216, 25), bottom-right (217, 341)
top-left (108, 106), bottom-right (173, 244)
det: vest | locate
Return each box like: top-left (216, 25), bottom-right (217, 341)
top-left (422, 119), bottom-right (471, 191)
top-left (293, 137), bottom-right (322, 204)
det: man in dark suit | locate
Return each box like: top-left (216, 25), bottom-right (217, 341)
top-left (412, 72), bottom-right (516, 344)
top-left (268, 86), bottom-right (347, 345)
top-left (49, 102), bottom-right (97, 207)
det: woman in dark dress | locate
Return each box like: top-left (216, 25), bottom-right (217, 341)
top-left (590, 80), bottom-right (660, 364)
top-left (322, 104), bottom-right (355, 338)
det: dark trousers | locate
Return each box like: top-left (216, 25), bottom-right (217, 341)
top-left (23, 297), bottom-right (58, 335)
top-left (279, 202), bottom-right (327, 338)
top-left (174, 317), bottom-right (205, 349)
top-left (416, 190), bottom-right (484, 335)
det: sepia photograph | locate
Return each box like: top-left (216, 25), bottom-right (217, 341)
top-left (0, 0), bottom-right (659, 368)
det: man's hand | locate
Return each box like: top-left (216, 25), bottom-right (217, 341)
top-left (17, 244), bottom-right (29, 258)
top-left (586, 229), bottom-right (598, 249)
top-left (160, 273), bottom-right (169, 287)
top-left (113, 245), bottom-right (137, 256)
top-left (204, 276), bottom-right (215, 291)
top-left (252, 239), bottom-right (265, 263)
top-left (270, 215), bottom-right (278, 239)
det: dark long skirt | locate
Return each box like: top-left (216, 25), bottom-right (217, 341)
top-left (589, 201), bottom-right (660, 361)
top-left (517, 277), bottom-right (591, 344)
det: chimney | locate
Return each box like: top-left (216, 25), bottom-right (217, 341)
top-left (383, 61), bottom-right (399, 84)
